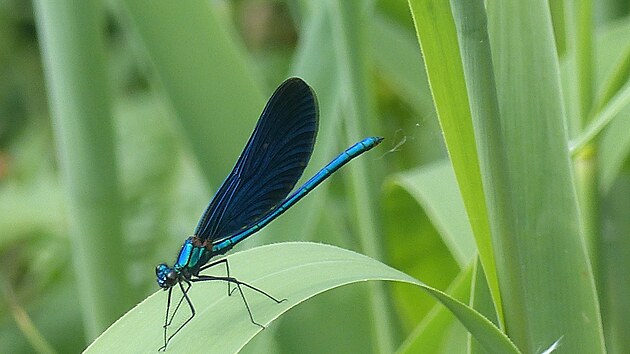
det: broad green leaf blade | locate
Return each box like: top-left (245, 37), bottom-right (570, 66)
top-left (449, 3), bottom-right (514, 349)
top-left (84, 243), bottom-right (518, 354)
top-left (407, 0), bottom-right (502, 324)
top-left (487, 1), bottom-right (605, 352)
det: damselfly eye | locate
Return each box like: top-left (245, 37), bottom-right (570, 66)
top-left (156, 264), bottom-right (177, 289)
top-left (155, 264), bottom-right (166, 276)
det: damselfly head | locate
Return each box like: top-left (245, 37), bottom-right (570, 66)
top-left (155, 264), bottom-right (178, 289)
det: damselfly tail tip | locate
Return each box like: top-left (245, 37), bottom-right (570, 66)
top-left (369, 136), bottom-right (384, 146)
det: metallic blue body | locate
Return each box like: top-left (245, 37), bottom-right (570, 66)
top-left (210, 136), bottom-right (382, 253)
top-left (165, 136), bottom-right (382, 281)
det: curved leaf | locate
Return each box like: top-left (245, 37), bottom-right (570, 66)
top-left (84, 242), bottom-right (518, 354)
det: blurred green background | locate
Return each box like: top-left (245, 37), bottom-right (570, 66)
top-left (1, 0), bottom-right (629, 353)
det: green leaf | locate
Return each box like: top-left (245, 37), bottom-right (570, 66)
top-left (386, 161), bottom-right (476, 266)
top-left (486, 1), bottom-right (606, 352)
top-left (407, 0), bottom-right (502, 324)
top-left (383, 163), bottom-right (463, 329)
top-left (85, 243), bottom-right (518, 354)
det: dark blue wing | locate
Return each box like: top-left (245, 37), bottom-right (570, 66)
top-left (194, 78), bottom-right (318, 242)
